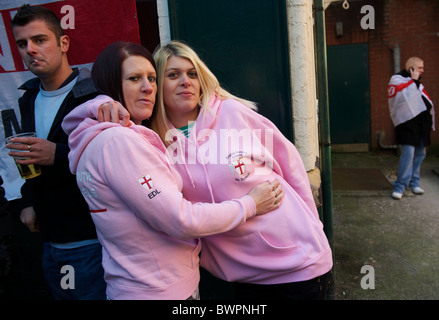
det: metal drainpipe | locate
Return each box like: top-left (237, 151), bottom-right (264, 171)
top-left (313, 0), bottom-right (333, 248)
top-left (156, 0), bottom-right (171, 45)
top-left (313, 0), bottom-right (335, 299)
top-left (393, 43), bottom-right (400, 73)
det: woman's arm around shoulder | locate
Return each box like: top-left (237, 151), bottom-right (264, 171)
top-left (62, 95), bottom-right (118, 135)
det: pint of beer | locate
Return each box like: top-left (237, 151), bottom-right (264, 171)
top-left (5, 132), bottom-right (41, 179)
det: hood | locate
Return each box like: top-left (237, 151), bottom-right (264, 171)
top-left (66, 119), bottom-right (165, 174)
top-left (164, 95), bottom-right (222, 202)
top-left (63, 94), bottom-right (165, 174)
top-left (165, 95), bottom-right (220, 143)
top-left (67, 118), bottom-right (119, 174)
top-left (194, 95), bottom-right (221, 142)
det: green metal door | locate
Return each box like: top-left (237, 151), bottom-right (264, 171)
top-left (327, 44), bottom-right (371, 148)
top-left (168, 0), bottom-right (293, 141)
top-left (167, 0), bottom-right (292, 299)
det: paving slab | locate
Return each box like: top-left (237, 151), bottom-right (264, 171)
top-left (332, 151), bottom-right (439, 300)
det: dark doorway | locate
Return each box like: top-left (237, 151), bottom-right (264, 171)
top-left (168, 0), bottom-right (293, 141)
top-left (136, 0), bottom-right (160, 53)
top-left (327, 43), bottom-right (371, 151)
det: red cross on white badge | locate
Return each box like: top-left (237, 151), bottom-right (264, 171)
top-left (138, 175), bottom-right (154, 190)
top-left (232, 158), bottom-right (246, 176)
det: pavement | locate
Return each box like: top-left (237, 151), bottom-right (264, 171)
top-left (1, 150), bottom-right (439, 300)
top-left (331, 150), bottom-right (439, 300)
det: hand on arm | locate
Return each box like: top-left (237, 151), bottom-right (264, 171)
top-left (247, 178), bottom-right (283, 215)
top-left (100, 131), bottom-right (272, 239)
top-left (62, 95), bottom-right (130, 136)
top-left (97, 101), bottom-right (130, 126)
top-left (20, 206), bottom-right (39, 232)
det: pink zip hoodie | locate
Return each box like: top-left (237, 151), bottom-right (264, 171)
top-left (167, 96), bottom-right (333, 284)
top-left (61, 95), bottom-right (259, 299)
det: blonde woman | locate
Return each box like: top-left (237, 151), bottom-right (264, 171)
top-left (62, 41), bottom-right (282, 300)
top-left (93, 41), bottom-right (332, 299)
top-left (150, 41), bottom-right (333, 299)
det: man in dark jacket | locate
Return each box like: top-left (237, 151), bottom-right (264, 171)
top-left (388, 57), bottom-right (435, 200)
top-left (0, 176), bottom-right (14, 298)
top-left (6, 5), bottom-right (106, 299)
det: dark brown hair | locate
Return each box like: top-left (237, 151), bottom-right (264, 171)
top-left (11, 4), bottom-right (65, 44)
top-left (91, 41), bottom-right (157, 123)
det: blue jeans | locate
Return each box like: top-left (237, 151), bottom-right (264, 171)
top-left (42, 242), bottom-right (106, 300)
top-left (393, 143), bottom-right (426, 193)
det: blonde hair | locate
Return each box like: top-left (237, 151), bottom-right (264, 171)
top-left (151, 40), bottom-right (257, 144)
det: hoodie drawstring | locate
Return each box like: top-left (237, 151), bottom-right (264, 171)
top-left (184, 132), bottom-right (215, 203)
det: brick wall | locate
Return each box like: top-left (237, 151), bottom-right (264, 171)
top-left (325, 0), bottom-right (439, 150)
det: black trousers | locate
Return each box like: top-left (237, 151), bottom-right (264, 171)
top-left (234, 271), bottom-right (331, 300)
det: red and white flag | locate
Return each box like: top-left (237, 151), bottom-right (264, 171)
top-left (0, 0), bottom-right (140, 200)
top-left (388, 74), bottom-right (435, 129)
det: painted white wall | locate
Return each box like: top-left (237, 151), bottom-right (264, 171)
top-left (156, 0), bottom-right (171, 45)
top-left (286, 0), bottom-right (319, 171)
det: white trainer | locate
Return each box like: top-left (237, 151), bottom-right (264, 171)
top-left (411, 187), bottom-right (424, 195)
top-left (391, 191), bottom-right (403, 200)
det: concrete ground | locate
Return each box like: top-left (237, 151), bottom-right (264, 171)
top-left (2, 150), bottom-right (439, 300)
top-left (331, 150), bottom-right (439, 300)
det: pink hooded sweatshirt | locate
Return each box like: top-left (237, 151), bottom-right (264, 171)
top-left (61, 95), bottom-right (259, 300)
top-left (166, 96), bottom-right (333, 284)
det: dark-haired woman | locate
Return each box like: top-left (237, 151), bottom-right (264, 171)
top-left (62, 42), bottom-right (282, 300)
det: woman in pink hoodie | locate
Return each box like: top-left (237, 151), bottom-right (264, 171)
top-left (90, 41), bottom-right (333, 299)
top-left (150, 41), bottom-right (333, 299)
top-left (61, 42), bottom-right (282, 300)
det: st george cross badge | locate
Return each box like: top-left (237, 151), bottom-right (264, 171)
top-left (138, 175), bottom-right (154, 190)
top-left (232, 157), bottom-right (246, 176)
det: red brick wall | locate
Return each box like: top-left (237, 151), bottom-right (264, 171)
top-left (325, 0), bottom-right (439, 150)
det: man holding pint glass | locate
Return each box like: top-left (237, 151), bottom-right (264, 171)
top-left (5, 132), bottom-right (41, 180)
top-left (5, 5), bottom-right (106, 299)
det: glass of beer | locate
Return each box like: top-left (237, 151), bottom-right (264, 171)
top-left (5, 132), bottom-right (41, 179)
